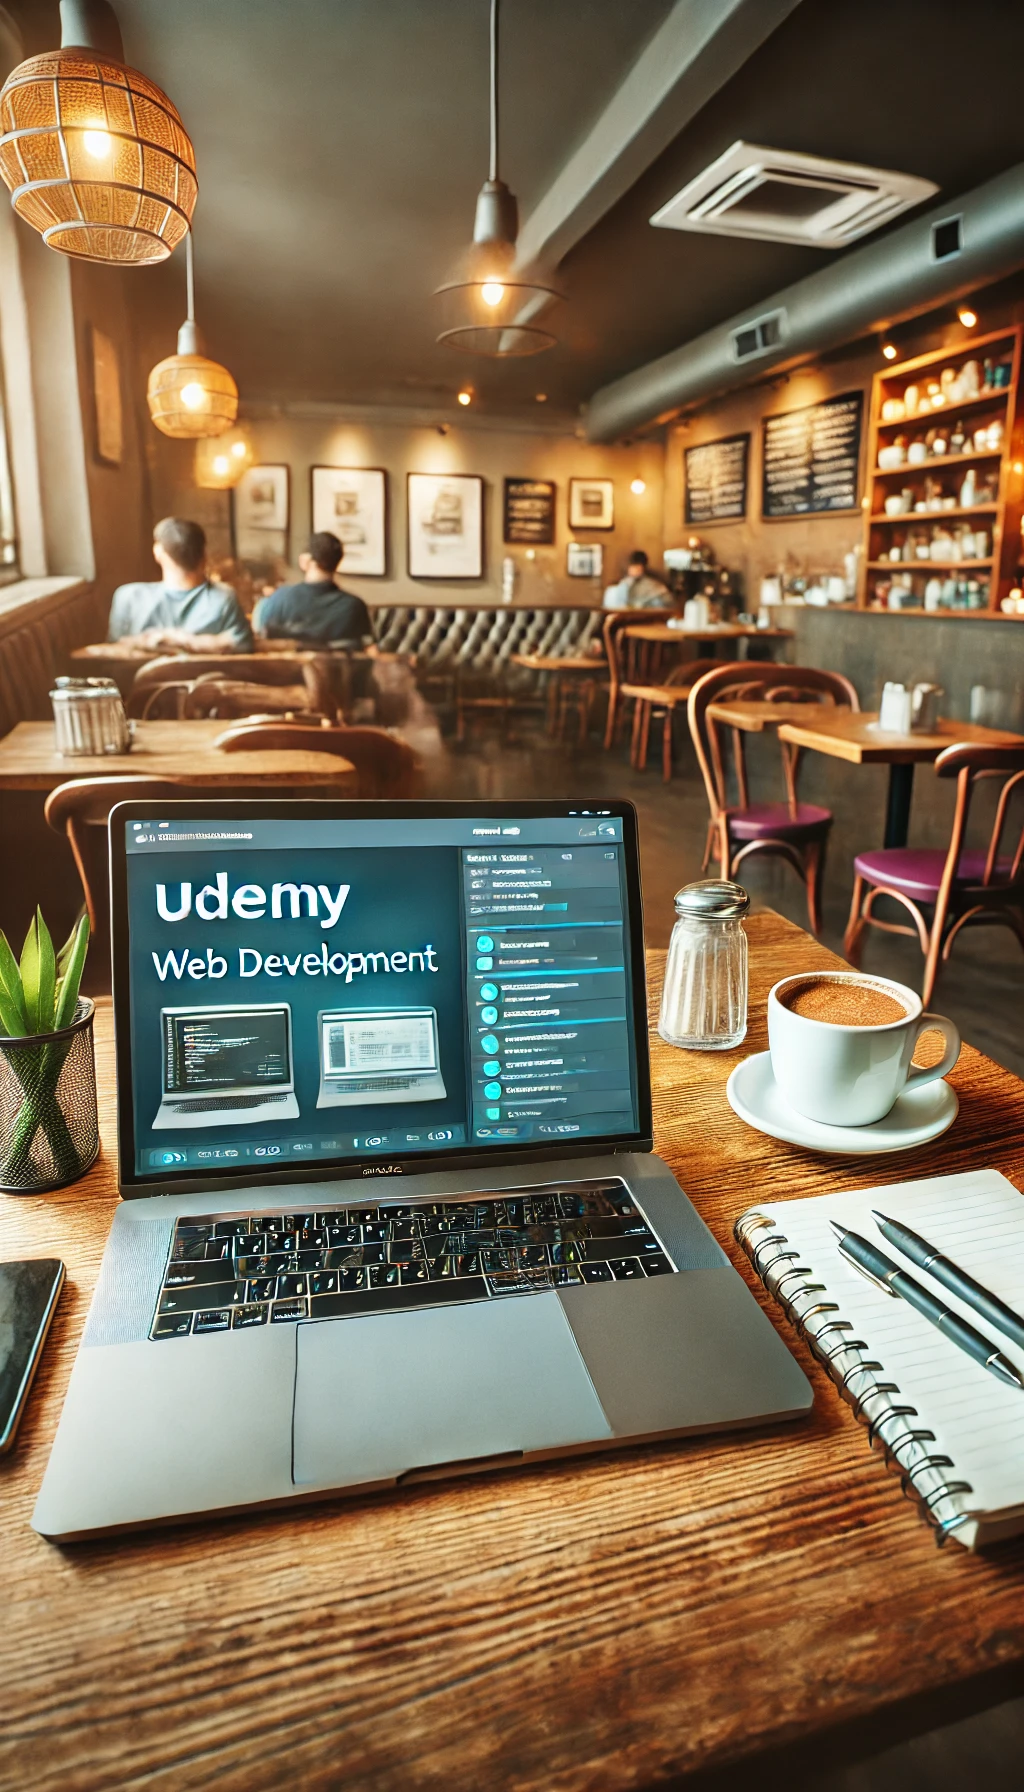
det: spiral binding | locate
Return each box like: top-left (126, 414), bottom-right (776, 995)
top-left (735, 1208), bottom-right (976, 1544)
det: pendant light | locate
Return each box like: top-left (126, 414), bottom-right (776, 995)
top-left (0, 0), bottom-right (196, 265)
top-left (435, 0), bottom-right (561, 356)
top-left (194, 430), bottom-right (254, 489)
top-left (147, 232), bottom-right (238, 438)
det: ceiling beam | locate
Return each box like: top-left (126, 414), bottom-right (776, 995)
top-left (514, 0), bottom-right (805, 275)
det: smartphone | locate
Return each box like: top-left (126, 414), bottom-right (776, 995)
top-left (0, 1259), bottom-right (65, 1452)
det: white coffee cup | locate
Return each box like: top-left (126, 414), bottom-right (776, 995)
top-left (767, 971), bottom-right (960, 1127)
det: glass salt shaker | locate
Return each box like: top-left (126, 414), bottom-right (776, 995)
top-left (658, 880), bottom-right (749, 1050)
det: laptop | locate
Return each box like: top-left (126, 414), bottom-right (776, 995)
top-left (316, 1006), bottom-right (447, 1107)
top-left (33, 799), bottom-right (811, 1540)
top-left (153, 1003), bottom-right (300, 1129)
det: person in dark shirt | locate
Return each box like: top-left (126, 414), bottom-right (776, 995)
top-left (252, 533), bottom-right (373, 645)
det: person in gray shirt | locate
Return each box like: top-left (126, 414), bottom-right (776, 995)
top-left (107, 517), bottom-right (253, 652)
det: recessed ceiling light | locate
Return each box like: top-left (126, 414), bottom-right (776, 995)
top-left (651, 141), bottom-right (938, 248)
top-left (958, 306), bottom-right (978, 328)
top-left (881, 342), bottom-right (898, 360)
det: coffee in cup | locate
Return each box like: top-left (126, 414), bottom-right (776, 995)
top-left (768, 971), bottom-right (960, 1127)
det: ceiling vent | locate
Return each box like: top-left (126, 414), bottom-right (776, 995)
top-left (731, 308), bottom-right (787, 363)
top-left (651, 141), bottom-right (938, 248)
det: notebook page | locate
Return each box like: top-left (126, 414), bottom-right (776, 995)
top-left (754, 1169), bottom-right (1024, 1517)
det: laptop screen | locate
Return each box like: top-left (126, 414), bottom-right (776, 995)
top-left (113, 801), bottom-right (649, 1187)
top-left (162, 1006), bottom-right (293, 1095)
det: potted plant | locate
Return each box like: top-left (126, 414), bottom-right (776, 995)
top-left (0, 910), bottom-right (96, 1193)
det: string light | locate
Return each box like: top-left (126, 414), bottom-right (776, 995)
top-left (630, 478), bottom-right (646, 495)
top-left (457, 389), bottom-right (472, 406)
top-left (881, 342), bottom-right (898, 360)
top-left (958, 306), bottom-right (978, 328)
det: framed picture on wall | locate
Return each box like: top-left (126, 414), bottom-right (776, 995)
top-left (567, 541), bottom-right (603, 578)
top-left (311, 465), bottom-right (387, 576)
top-left (407, 472), bottom-right (483, 578)
top-left (503, 477), bottom-right (556, 545)
top-left (90, 326), bottom-right (123, 466)
top-left (232, 464), bottom-right (290, 560)
top-left (569, 476), bottom-right (614, 531)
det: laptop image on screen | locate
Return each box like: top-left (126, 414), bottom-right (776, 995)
top-left (32, 799), bottom-right (811, 1541)
top-left (316, 1006), bottom-right (447, 1106)
top-left (154, 1004), bottom-right (300, 1129)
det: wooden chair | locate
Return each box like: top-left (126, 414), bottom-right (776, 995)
top-left (602, 611), bottom-right (695, 779)
top-left (688, 661), bottom-right (859, 935)
top-left (128, 654), bottom-right (336, 721)
top-left (844, 741), bottom-right (1024, 1006)
top-left (44, 778), bottom-right (233, 975)
top-left (214, 723), bottom-right (420, 798)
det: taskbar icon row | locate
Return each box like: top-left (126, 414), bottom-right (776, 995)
top-left (146, 1125), bottom-right (467, 1170)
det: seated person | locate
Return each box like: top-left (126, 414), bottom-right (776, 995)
top-left (252, 533), bottom-right (373, 646)
top-left (108, 517), bottom-right (253, 652)
top-left (602, 549), bottom-right (672, 611)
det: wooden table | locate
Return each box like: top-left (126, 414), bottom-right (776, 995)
top-left (511, 652), bottom-right (607, 740)
top-left (620, 620), bottom-right (793, 685)
top-left (777, 711), bottom-right (1024, 847)
top-left (0, 720), bottom-right (356, 793)
top-left (621, 621), bottom-right (793, 644)
top-left (2, 910), bottom-right (1023, 1790)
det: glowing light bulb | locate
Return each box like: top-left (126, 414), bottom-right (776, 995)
top-left (958, 307), bottom-right (978, 328)
top-left (480, 281), bottom-right (505, 307)
top-left (231, 439), bottom-right (247, 458)
top-left (535, 393), bottom-right (547, 403)
top-left (881, 342), bottom-right (898, 360)
top-left (630, 478), bottom-right (646, 495)
top-left (83, 128), bottom-right (111, 158)
top-left (212, 455), bottom-right (229, 476)
top-left (179, 381), bottom-right (207, 411)
top-left (457, 390), bottom-right (472, 406)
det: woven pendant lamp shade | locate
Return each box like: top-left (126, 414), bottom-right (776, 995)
top-left (147, 334), bottom-right (238, 439)
top-left (194, 431), bottom-right (253, 488)
top-left (0, 47), bottom-right (196, 264)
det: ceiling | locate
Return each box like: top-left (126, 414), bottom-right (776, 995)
top-left (11, 0), bottom-right (1024, 423)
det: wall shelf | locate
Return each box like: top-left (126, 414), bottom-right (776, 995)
top-left (874, 385), bottom-right (1011, 429)
top-left (859, 325), bottom-right (1023, 618)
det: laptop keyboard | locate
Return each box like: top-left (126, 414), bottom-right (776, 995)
top-left (166, 1093), bottom-right (292, 1114)
top-left (151, 1177), bottom-right (675, 1339)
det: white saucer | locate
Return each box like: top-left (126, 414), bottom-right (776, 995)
top-left (726, 1051), bottom-right (958, 1155)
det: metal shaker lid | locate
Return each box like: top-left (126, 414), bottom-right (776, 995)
top-left (673, 879), bottom-right (750, 919)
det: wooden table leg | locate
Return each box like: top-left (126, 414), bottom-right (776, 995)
top-left (884, 763), bottom-right (915, 848)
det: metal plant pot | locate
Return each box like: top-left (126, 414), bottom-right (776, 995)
top-left (0, 998), bottom-right (99, 1193)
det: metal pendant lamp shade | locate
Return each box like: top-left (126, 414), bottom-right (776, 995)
top-left (147, 232), bottom-right (238, 439)
top-left (0, 0), bottom-right (196, 265)
top-left (435, 0), bottom-right (561, 356)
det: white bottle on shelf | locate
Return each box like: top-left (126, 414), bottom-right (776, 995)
top-left (959, 467), bottom-right (976, 509)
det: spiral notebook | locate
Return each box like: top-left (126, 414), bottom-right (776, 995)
top-left (735, 1169), bottom-right (1024, 1550)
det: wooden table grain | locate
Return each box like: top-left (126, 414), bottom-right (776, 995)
top-left (777, 710), bottom-right (1024, 848)
top-left (1, 910), bottom-right (1023, 1792)
top-left (621, 622), bottom-right (793, 644)
top-left (0, 720), bottom-right (356, 793)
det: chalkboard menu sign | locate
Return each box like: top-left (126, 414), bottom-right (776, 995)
top-left (762, 390), bottom-right (863, 517)
top-left (684, 433), bottom-right (749, 524)
top-left (503, 478), bottom-right (556, 544)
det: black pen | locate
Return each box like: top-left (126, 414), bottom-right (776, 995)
top-left (829, 1220), bottom-right (1024, 1390)
top-left (872, 1210), bottom-right (1024, 1354)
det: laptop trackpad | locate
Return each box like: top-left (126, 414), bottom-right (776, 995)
top-left (292, 1295), bottom-right (612, 1488)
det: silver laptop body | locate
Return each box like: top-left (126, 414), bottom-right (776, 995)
top-left (33, 799), bottom-right (811, 1540)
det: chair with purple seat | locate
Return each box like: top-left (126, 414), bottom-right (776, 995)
top-left (844, 741), bottom-right (1024, 1006)
top-left (688, 661), bottom-right (860, 935)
